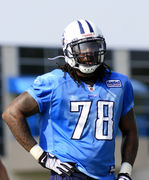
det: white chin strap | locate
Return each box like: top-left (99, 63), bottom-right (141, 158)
top-left (77, 64), bottom-right (100, 74)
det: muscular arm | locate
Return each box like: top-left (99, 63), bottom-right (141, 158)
top-left (2, 91), bottom-right (39, 152)
top-left (119, 108), bottom-right (139, 166)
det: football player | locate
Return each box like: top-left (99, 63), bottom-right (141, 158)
top-left (2, 19), bottom-right (138, 180)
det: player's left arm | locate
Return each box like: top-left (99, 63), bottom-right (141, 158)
top-left (117, 107), bottom-right (139, 180)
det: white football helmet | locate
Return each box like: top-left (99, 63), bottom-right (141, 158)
top-left (62, 19), bottom-right (106, 74)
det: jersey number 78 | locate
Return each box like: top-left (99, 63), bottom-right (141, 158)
top-left (70, 101), bottom-right (114, 140)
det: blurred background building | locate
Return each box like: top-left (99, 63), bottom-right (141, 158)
top-left (0, 0), bottom-right (149, 179)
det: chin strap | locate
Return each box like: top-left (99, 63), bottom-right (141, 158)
top-left (48, 56), bottom-right (65, 61)
top-left (78, 64), bottom-right (100, 74)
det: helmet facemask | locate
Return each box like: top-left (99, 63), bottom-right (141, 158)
top-left (65, 37), bottom-right (106, 74)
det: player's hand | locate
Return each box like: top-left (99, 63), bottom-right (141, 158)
top-left (117, 173), bottom-right (132, 180)
top-left (39, 152), bottom-right (75, 176)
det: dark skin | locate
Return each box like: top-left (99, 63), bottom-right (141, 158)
top-left (2, 92), bottom-right (39, 152)
top-left (2, 70), bottom-right (138, 166)
top-left (119, 108), bottom-right (138, 165)
top-left (0, 159), bottom-right (9, 180)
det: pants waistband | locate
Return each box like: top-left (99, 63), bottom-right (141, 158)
top-left (50, 170), bottom-right (97, 180)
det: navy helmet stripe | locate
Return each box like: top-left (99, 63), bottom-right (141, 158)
top-left (77, 21), bottom-right (85, 34)
top-left (77, 20), bottom-right (94, 34)
top-left (85, 20), bottom-right (94, 33)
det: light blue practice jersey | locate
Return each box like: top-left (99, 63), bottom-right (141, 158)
top-left (27, 69), bottom-right (134, 180)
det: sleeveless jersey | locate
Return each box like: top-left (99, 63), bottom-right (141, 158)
top-left (27, 69), bottom-right (134, 180)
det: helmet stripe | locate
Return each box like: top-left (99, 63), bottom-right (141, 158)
top-left (85, 20), bottom-right (94, 33)
top-left (77, 20), bottom-right (85, 34)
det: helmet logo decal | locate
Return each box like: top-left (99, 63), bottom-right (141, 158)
top-left (77, 20), bottom-right (94, 34)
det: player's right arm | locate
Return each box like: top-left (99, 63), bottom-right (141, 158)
top-left (2, 91), bottom-right (75, 176)
top-left (2, 91), bottom-right (39, 152)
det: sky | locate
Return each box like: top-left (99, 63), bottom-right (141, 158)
top-left (0, 0), bottom-right (149, 50)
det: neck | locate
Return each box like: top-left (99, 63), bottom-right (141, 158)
top-left (76, 71), bottom-right (98, 87)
